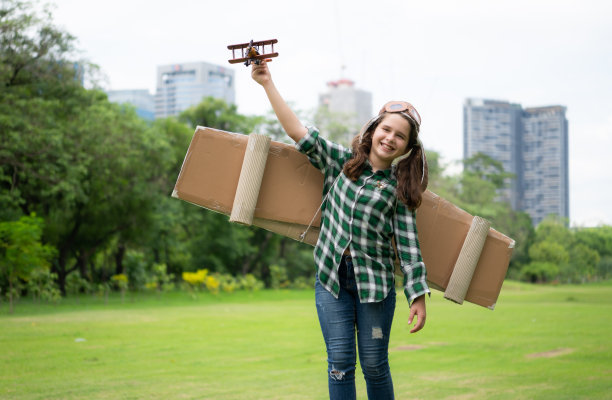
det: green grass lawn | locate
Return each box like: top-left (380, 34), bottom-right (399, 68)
top-left (1, 281), bottom-right (611, 399)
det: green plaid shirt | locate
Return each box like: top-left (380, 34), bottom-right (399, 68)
top-left (296, 127), bottom-right (430, 304)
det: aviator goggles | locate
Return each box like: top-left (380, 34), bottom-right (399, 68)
top-left (379, 101), bottom-right (421, 127)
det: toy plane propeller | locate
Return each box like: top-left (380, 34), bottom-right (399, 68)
top-left (228, 39), bottom-right (278, 66)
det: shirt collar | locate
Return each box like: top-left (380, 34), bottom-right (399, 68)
top-left (364, 159), bottom-right (394, 179)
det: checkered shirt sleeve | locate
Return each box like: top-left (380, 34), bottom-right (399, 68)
top-left (393, 201), bottom-right (431, 305)
top-left (294, 126), bottom-right (350, 177)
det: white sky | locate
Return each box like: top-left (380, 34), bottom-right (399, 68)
top-left (50, 0), bottom-right (612, 227)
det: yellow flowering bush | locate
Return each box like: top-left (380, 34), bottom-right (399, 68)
top-left (205, 275), bottom-right (220, 294)
top-left (182, 269), bottom-right (208, 288)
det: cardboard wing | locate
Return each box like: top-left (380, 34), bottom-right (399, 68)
top-left (172, 127), bottom-right (515, 309)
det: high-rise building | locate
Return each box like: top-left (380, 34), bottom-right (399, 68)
top-left (318, 79), bottom-right (372, 143)
top-left (155, 62), bottom-right (235, 119)
top-left (463, 99), bottom-right (569, 225)
top-left (463, 99), bottom-right (523, 208)
top-left (107, 89), bottom-right (155, 121)
top-left (521, 106), bottom-right (569, 225)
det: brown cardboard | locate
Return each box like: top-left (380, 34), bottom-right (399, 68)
top-left (173, 127), bottom-right (515, 309)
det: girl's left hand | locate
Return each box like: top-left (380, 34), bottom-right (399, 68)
top-left (408, 295), bottom-right (426, 333)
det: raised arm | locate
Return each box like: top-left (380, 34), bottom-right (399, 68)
top-left (251, 61), bottom-right (308, 143)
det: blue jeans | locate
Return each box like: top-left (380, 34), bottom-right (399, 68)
top-left (315, 255), bottom-right (396, 400)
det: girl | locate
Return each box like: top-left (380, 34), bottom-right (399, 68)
top-left (252, 61), bottom-right (429, 400)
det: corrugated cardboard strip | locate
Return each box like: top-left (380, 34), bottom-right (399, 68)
top-left (172, 126), bottom-right (515, 309)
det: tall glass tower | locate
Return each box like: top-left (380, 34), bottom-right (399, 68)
top-left (521, 106), bottom-right (569, 225)
top-left (463, 99), bottom-right (569, 225)
top-left (155, 62), bottom-right (235, 119)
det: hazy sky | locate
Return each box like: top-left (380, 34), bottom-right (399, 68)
top-left (50, 0), bottom-right (612, 227)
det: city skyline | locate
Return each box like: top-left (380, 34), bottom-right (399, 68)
top-left (51, 0), bottom-right (612, 227)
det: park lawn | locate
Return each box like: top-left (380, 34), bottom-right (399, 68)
top-left (1, 281), bottom-right (611, 400)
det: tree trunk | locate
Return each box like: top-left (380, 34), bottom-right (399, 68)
top-left (241, 231), bottom-right (274, 276)
top-left (53, 250), bottom-right (68, 296)
top-left (9, 278), bottom-right (14, 314)
top-left (115, 243), bottom-right (126, 275)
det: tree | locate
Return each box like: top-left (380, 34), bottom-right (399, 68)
top-left (313, 106), bottom-right (358, 147)
top-left (1, 2), bottom-right (174, 292)
top-left (493, 209), bottom-right (534, 277)
top-left (533, 215), bottom-right (573, 246)
top-left (0, 214), bottom-right (56, 313)
top-left (528, 241), bottom-right (570, 266)
top-left (179, 96), bottom-right (262, 134)
top-left (453, 152), bottom-right (515, 218)
top-left (566, 244), bottom-right (600, 283)
top-left (0, 0), bottom-right (79, 90)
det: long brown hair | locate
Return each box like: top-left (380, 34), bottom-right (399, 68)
top-left (343, 113), bottom-right (428, 210)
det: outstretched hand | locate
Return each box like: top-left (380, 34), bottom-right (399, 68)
top-left (408, 294), bottom-right (426, 333)
top-left (251, 60), bottom-right (271, 86)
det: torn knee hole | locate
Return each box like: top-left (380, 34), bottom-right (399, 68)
top-left (372, 327), bottom-right (383, 339)
top-left (330, 369), bottom-right (345, 380)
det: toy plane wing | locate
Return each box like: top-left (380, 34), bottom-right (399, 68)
top-left (228, 39), bottom-right (279, 66)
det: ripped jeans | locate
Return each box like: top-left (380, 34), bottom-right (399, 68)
top-left (315, 255), bottom-right (396, 400)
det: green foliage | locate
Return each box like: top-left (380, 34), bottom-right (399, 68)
top-left (528, 241), bottom-right (569, 265)
top-left (0, 0), bottom-right (79, 90)
top-left (239, 274), bottom-right (264, 291)
top-left (574, 226), bottom-right (612, 258)
top-left (269, 264), bottom-right (290, 289)
top-left (0, 214), bottom-right (56, 312)
top-left (179, 96), bottom-right (263, 134)
top-left (534, 215), bottom-right (572, 244)
top-left (520, 261), bottom-right (559, 283)
top-left (1, 1), bottom-right (175, 295)
top-left (111, 273), bottom-right (128, 302)
top-left (26, 268), bottom-right (61, 303)
top-left (145, 263), bottom-right (175, 293)
top-left (123, 250), bottom-right (148, 291)
top-left (597, 256), bottom-right (612, 281)
top-left (568, 243), bottom-right (600, 282)
top-left (313, 106), bottom-right (358, 147)
top-left (65, 272), bottom-right (90, 296)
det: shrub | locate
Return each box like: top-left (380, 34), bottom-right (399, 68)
top-left (270, 265), bottom-right (289, 289)
top-left (520, 262), bottom-right (559, 283)
top-left (65, 273), bottom-right (91, 296)
top-left (182, 269), bottom-right (208, 290)
top-left (27, 268), bottom-right (61, 303)
top-left (205, 275), bottom-right (220, 294)
top-left (240, 274), bottom-right (264, 291)
top-left (290, 276), bottom-right (314, 290)
top-left (216, 273), bottom-right (238, 293)
top-left (145, 263), bottom-right (175, 293)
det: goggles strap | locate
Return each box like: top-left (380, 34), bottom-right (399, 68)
top-left (419, 139), bottom-right (426, 184)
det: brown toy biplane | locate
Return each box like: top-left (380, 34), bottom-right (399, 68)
top-left (228, 39), bottom-right (278, 66)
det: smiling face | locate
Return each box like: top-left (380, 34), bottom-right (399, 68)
top-left (368, 113), bottom-right (412, 171)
